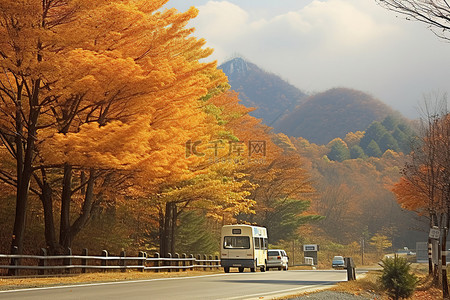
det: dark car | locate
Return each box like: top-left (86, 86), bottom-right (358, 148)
top-left (332, 255), bottom-right (345, 269)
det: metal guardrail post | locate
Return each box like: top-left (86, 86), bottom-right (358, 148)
top-left (209, 255), bottom-right (213, 270)
top-left (215, 255), bottom-right (219, 268)
top-left (64, 248), bottom-right (72, 274)
top-left (38, 248), bottom-right (47, 275)
top-left (189, 254), bottom-right (194, 271)
top-left (174, 253), bottom-right (180, 272)
top-left (82, 248), bottom-right (88, 274)
top-left (10, 246), bottom-right (19, 276)
top-left (138, 251), bottom-right (145, 272)
top-left (203, 254), bottom-right (207, 271)
top-left (167, 253), bottom-right (172, 272)
top-left (101, 250), bottom-right (108, 272)
top-left (196, 254), bottom-right (201, 271)
top-left (182, 253), bottom-right (187, 271)
top-left (154, 252), bottom-right (160, 273)
top-left (120, 250), bottom-right (126, 273)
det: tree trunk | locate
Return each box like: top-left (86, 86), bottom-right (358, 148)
top-left (159, 207), bottom-right (165, 257)
top-left (40, 180), bottom-right (58, 254)
top-left (170, 203), bottom-right (177, 255)
top-left (163, 202), bottom-right (172, 257)
top-left (159, 202), bottom-right (177, 257)
top-left (66, 170), bottom-right (95, 246)
top-left (60, 164), bottom-right (72, 249)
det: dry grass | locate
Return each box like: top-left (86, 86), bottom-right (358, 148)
top-left (327, 265), bottom-right (442, 300)
top-left (277, 264), bottom-right (444, 299)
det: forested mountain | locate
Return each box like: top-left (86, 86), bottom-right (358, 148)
top-left (219, 57), bottom-right (307, 126)
top-left (274, 88), bottom-right (400, 145)
top-left (220, 58), bottom-right (405, 146)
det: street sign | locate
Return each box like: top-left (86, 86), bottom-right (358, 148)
top-left (429, 228), bottom-right (440, 240)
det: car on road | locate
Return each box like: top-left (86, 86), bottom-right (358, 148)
top-left (267, 249), bottom-right (289, 271)
top-left (332, 255), bottom-right (345, 269)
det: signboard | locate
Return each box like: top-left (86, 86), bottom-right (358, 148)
top-left (303, 244), bottom-right (318, 252)
top-left (429, 228), bottom-right (440, 240)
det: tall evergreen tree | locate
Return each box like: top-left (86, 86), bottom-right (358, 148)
top-left (175, 211), bottom-right (219, 255)
top-left (379, 132), bottom-right (400, 153)
top-left (349, 145), bottom-right (367, 159)
top-left (360, 122), bottom-right (388, 149)
top-left (382, 115), bottom-right (399, 131)
top-left (328, 139), bottom-right (350, 162)
top-left (366, 140), bottom-right (382, 157)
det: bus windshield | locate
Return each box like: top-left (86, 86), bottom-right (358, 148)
top-left (223, 236), bottom-right (250, 249)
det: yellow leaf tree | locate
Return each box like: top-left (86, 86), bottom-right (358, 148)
top-left (0, 0), bottom-right (228, 254)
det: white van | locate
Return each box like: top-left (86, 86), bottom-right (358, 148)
top-left (220, 224), bottom-right (268, 273)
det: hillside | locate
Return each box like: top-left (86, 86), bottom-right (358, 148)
top-left (219, 57), bottom-right (307, 126)
top-left (273, 88), bottom-right (399, 145)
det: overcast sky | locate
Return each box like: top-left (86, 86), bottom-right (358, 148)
top-left (165, 0), bottom-right (450, 119)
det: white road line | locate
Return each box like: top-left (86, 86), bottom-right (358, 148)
top-left (0, 273), bottom-right (229, 294)
top-left (217, 282), bottom-right (335, 300)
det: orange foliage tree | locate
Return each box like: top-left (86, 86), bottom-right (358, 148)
top-left (0, 0), bottom-right (230, 254)
top-left (392, 108), bottom-right (450, 293)
top-left (208, 92), bottom-right (319, 243)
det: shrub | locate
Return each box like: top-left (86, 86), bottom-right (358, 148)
top-left (379, 255), bottom-right (418, 299)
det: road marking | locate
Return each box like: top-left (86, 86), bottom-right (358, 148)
top-left (0, 273), bottom-right (230, 294)
top-left (216, 282), bottom-right (336, 300)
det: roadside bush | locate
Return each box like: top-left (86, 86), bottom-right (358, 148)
top-left (379, 255), bottom-right (418, 299)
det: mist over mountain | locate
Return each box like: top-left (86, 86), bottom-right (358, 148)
top-left (220, 57), bottom-right (403, 145)
top-left (219, 57), bottom-right (307, 126)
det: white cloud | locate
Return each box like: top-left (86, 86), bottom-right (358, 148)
top-left (188, 0), bottom-right (450, 118)
top-left (193, 2), bottom-right (249, 42)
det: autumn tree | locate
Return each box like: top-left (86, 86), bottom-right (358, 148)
top-left (392, 97), bottom-right (450, 296)
top-left (207, 91), bottom-right (320, 243)
top-left (370, 233), bottom-right (392, 256)
top-left (0, 0), bottom-right (230, 257)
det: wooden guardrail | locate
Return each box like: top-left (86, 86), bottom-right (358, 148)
top-left (0, 247), bottom-right (220, 276)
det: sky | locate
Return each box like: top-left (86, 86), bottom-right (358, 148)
top-left (165, 0), bottom-right (450, 119)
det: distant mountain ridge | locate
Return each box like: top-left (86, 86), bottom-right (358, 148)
top-left (220, 57), bottom-right (404, 145)
top-left (274, 88), bottom-right (399, 144)
top-left (219, 57), bottom-right (307, 126)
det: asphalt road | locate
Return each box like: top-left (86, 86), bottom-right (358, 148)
top-left (0, 269), bottom-right (355, 300)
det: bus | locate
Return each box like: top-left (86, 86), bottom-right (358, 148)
top-left (220, 224), bottom-right (268, 273)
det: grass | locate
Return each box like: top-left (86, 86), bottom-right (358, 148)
top-left (277, 263), bottom-right (443, 299)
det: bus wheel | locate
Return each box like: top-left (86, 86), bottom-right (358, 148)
top-left (238, 267), bottom-right (244, 272)
top-left (224, 267), bottom-right (230, 273)
top-left (260, 265), bottom-right (266, 272)
top-left (251, 260), bottom-right (256, 272)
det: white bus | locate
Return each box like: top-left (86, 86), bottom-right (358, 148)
top-left (220, 224), bottom-right (268, 273)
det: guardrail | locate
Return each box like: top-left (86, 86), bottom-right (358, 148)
top-left (0, 247), bottom-right (220, 276)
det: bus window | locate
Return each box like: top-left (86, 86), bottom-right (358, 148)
top-left (262, 238), bottom-right (268, 250)
top-left (224, 236), bottom-right (250, 249)
top-left (254, 237), bottom-right (260, 249)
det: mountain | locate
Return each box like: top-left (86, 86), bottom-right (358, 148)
top-left (219, 57), bottom-right (307, 126)
top-left (273, 88), bottom-right (399, 145)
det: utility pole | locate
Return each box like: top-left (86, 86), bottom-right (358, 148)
top-left (361, 237), bottom-right (365, 266)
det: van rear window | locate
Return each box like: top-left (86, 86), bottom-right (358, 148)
top-left (224, 236), bottom-right (250, 249)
